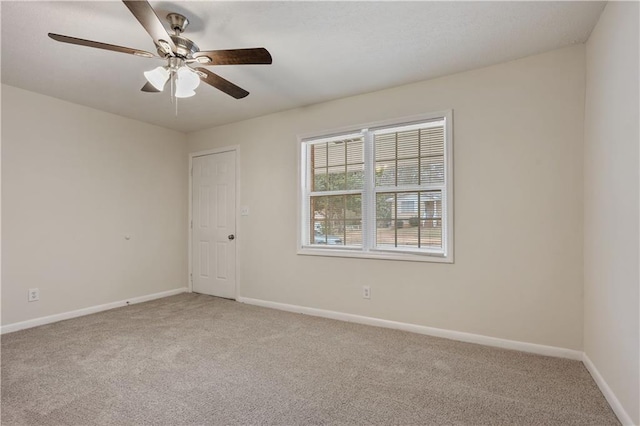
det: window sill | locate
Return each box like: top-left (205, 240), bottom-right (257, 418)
top-left (298, 246), bottom-right (453, 263)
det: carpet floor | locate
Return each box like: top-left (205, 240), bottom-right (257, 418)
top-left (1, 293), bottom-right (619, 425)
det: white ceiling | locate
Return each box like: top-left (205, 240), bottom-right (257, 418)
top-left (1, 1), bottom-right (605, 133)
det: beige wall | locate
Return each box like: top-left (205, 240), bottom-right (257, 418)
top-left (584, 2), bottom-right (640, 424)
top-left (188, 45), bottom-right (586, 350)
top-left (1, 85), bottom-right (188, 326)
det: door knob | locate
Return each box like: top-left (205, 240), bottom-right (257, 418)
top-left (228, 234), bottom-right (235, 240)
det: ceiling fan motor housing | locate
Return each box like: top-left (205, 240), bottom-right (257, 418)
top-left (158, 13), bottom-right (199, 59)
top-left (165, 35), bottom-right (200, 59)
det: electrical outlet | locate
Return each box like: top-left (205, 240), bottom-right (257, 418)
top-left (363, 285), bottom-right (371, 299)
top-left (28, 288), bottom-right (39, 302)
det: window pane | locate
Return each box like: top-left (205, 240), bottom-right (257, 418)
top-left (375, 160), bottom-right (395, 186)
top-left (345, 194), bottom-right (361, 215)
top-left (312, 143), bottom-right (327, 169)
top-left (345, 194), bottom-right (362, 241)
top-left (397, 129), bottom-right (419, 159)
top-left (419, 191), bottom-right (443, 249)
top-left (310, 196), bottom-right (327, 244)
top-left (346, 140), bottom-right (364, 164)
top-left (313, 167), bottom-right (327, 191)
top-left (397, 158), bottom-right (419, 186)
top-left (327, 166), bottom-right (346, 191)
top-left (327, 141), bottom-right (344, 167)
top-left (375, 133), bottom-right (396, 161)
top-left (346, 163), bottom-right (364, 190)
top-left (345, 219), bottom-right (362, 246)
top-left (327, 220), bottom-right (344, 242)
top-left (420, 218), bottom-right (442, 249)
top-left (310, 195), bottom-right (345, 245)
top-left (327, 196), bottom-right (345, 227)
top-left (376, 193), bottom-right (396, 248)
top-left (313, 220), bottom-right (325, 235)
top-left (420, 127), bottom-right (444, 157)
top-left (396, 191), bottom-right (420, 248)
top-left (420, 156), bottom-right (444, 185)
top-left (313, 196), bottom-right (353, 246)
top-left (420, 191), bottom-right (442, 218)
top-left (398, 194), bottom-right (417, 214)
top-left (376, 192), bottom-right (393, 224)
top-left (397, 220), bottom-right (419, 248)
top-left (311, 196), bottom-right (328, 218)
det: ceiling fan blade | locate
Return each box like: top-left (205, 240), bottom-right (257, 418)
top-left (141, 81), bottom-right (161, 92)
top-left (193, 48), bottom-right (272, 65)
top-left (122, 0), bottom-right (176, 55)
top-left (196, 68), bottom-right (249, 99)
top-left (48, 33), bottom-right (157, 58)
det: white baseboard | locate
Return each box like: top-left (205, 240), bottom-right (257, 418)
top-left (237, 297), bottom-right (583, 360)
top-left (582, 353), bottom-right (635, 426)
top-left (1, 287), bottom-right (188, 335)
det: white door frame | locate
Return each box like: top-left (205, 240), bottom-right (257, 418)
top-left (188, 146), bottom-right (241, 298)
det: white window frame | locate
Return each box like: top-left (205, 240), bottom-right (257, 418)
top-left (297, 110), bottom-right (453, 263)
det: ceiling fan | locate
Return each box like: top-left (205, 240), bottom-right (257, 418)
top-left (48, 0), bottom-right (272, 100)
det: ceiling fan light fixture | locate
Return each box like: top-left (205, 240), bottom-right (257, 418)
top-left (176, 66), bottom-right (201, 90)
top-left (175, 88), bottom-right (196, 98)
top-left (144, 66), bottom-right (169, 91)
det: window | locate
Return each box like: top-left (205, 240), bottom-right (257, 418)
top-left (299, 111), bottom-right (453, 262)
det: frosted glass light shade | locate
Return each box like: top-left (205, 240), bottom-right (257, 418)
top-left (175, 88), bottom-right (196, 98)
top-left (175, 66), bottom-right (200, 98)
top-left (144, 66), bottom-right (170, 91)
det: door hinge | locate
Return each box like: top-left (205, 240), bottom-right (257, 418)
top-left (190, 220), bottom-right (193, 229)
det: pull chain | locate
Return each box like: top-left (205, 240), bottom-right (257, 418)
top-left (170, 71), bottom-right (178, 116)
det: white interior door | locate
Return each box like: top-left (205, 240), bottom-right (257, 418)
top-left (192, 151), bottom-right (236, 298)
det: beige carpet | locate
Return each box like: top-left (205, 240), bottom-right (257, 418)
top-left (1, 293), bottom-right (619, 425)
